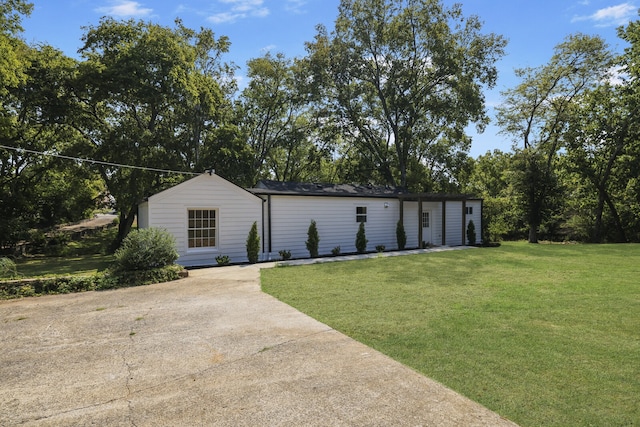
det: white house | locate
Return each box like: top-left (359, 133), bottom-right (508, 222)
top-left (138, 173), bottom-right (482, 267)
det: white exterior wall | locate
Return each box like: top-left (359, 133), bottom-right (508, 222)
top-left (445, 201), bottom-right (464, 246)
top-left (402, 201), bottom-right (444, 247)
top-left (137, 201), bottom-right (149, 229)
top-left (142, 174), bottom-right (263, 267)
top-left (465, 200), bottom-right (482, 244)
top-left (266, 195), bottom-right (400, 259)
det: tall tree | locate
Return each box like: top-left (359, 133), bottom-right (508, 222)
top-left (303, 0), bottom-right (506, 190)
top-left (564, 83), bottom-right (630, 242)
top-left (1, 44), bottom-right (103, 248)
top-left (239, 52), bottom-right (333, 183)
top-left (0, 0), bottom-right (32, 97)
top-left (496, 34), bottom-right (613, 242)
top-left (72, 18), bottom-right (234, 246)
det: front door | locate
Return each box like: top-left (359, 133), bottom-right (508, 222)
top-left (421, 210), bottom-right (432, 247)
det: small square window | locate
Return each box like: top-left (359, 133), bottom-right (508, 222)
top-left (466, 206), bottom-right (473, 215)
top-left (356, 206), bottom-right (367, 222)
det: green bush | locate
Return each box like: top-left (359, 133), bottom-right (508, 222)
top-left (0, 258), bottom-right (18, 279)
top-left (114, 228), bottom-right (178, 271)
top-left (467, 220), bottom-right (477, 245)
top-left (331, 246), bottom-right (341, 256)
top-left (246, 222), bottom-right (260, 264)
top-left (375, 245), bottom-right (385, 253)
top-left (305, 220), bottom-right (320, 257)
top-left (99, 265), bottom-right (184, 290)
top-left (215, 255), bottom-right (231, 266)
top-left (0, 276), bottom-right (98, 299)
top-left (356, 222), bottom-right (368, 254)
top-left (396, 220), bottom-right (406, 250)
top-left (0, 265), bottom-right (187, 299)
top-left (278, 250), bottom-right (292, 261)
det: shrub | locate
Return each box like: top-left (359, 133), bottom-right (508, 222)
top-left (396, 220), bottom-right (406, 250)
top-left (114, 228), bottom-right (178, 272)
top-left (355, 222), bottom-right (368, 254)
top-left (305, 220), bottom-right (320, 258)
top-left (375, 245), bottom-right (385, 253)
top-left (246, 222), bottom-right (260, 264)
top-left (467, 220), bottom-right (477, 245)
top-left (0, 276), bottom-right (98, 299)
top-left (331, 246), bottom-right (341, 256)
top-left (215, 255), bottom-right (231, 266)
top-left (278, 250), bottom-right (292, 261)
top-left (0, 257), bottom-right (18, 279)
top-left (99, 265), bottom-right (184, 290)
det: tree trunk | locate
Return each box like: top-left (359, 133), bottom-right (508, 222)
top-left (111, 205), bottom-right (137, 251)
top-left (592, 192), bottom-right (605, 243)
top-left (604, 193), bottom-right (627, 243)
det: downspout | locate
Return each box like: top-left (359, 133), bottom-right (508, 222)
top-left (260, 197), bottom-right (266, 258)
top-left (442, 200), bottom-right (447, 246)
top-left (480, 198), bottom-right (484, 244)
top-left (418, 197), bottom-right (423, 249)
top-left (462, 200), bottom-right (467, 246)
top-left (268, 195), bottom-right (272, 255)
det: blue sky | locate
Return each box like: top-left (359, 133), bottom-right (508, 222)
top-left (19, 0), bottom-right (639, 156)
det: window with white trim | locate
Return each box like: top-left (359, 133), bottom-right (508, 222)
top-left (356, 206), bottom-right (367, 222)
top-left (466, 206), bottom-right (473, 215)
top-left (188, 209), bottom-right (217, 248)
top-left (422, 211), bottom-right (430, 228)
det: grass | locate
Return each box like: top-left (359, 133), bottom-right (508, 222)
top-left (11, 227), bottom-right (116, 278)
top-left (261, 242), bottom-right (640, 427)
top-left (14, 254), bottom-right (113, 278)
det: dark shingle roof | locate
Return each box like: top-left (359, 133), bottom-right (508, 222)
top-left (248, 180), bottom-right (481, 201)
top-left (248, 180), bottom-right (407, 198)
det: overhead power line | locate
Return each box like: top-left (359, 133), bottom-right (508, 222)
top-left (0, 144), bottom-right (200, 176)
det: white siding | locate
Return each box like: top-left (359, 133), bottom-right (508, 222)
top-left (402, 202), bottom-right (420, 248)
top-left (142, 174), bottom-right (263, 266)
top-left (137, 201), bottom-right (149, 229)
top-left (401, 201), bottom-right (444, 247)
top-left (465, 200), bottom-right (482, 244)
top-left (267, 196), bottom-right (400, 258)
top-left (445, 201), bottom-right (464, 246)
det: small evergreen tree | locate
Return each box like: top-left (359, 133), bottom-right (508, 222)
top-left (467, 220), bottom-right (477, 246)
top-left (396, 220), bottom-right (406, 250)
top-left (355, 222), bottom-right (368, 253)
top-left (246, 222), bottom-right (260, 263)
top-left (305, 220), bottom-right (320, 257)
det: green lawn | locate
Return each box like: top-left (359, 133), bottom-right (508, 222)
top-left (15, 254), bottom-right (113, 278)
top-left (261, 242), bottom-right (640, 427)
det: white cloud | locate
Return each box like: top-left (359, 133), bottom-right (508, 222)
top-left (260, 44), bottom-right (277, 53)
top-left (95, 1), bottom-right (152, 17)
top-left (209, 0), bottom-right (269, 24)
top-left (572, 3), bottom-right (637, 27)
top-left (285, 0), bottom-right (308, 14)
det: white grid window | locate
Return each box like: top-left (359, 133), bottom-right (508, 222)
top-left (422, 211), bottom-right (430, 228)
top-left (188, 209), bottom-right (217, 248)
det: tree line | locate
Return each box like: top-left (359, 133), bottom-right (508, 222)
top-left (1, 0), bottom-right (639, 251)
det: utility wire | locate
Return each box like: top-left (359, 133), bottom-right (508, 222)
top-left (0, 144), bottom-right (201, 176)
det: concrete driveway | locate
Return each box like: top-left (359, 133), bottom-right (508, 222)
top-left (0, 264), bottom-right (517, 426)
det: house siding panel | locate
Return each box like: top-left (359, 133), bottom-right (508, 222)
top-left (267, 196), bottom-right (400, 258)
top-left (143, 174), bottom-right (262, 266)
top-left (445, 201), bottom-right (464, 246)
top-left (466, 200), bottom-right (482, 244)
